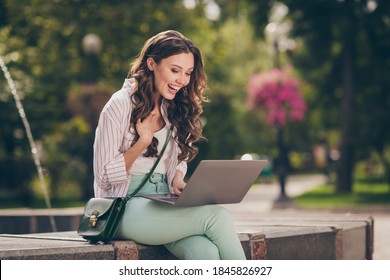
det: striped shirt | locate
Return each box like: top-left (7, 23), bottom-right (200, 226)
top-left (93, 78), bottom-right (187, 198)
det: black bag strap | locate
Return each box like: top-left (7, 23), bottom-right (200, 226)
top-left (125, 124), bottom-right (173, 201)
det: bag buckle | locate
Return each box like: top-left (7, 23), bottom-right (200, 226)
top-left (89, 210), bottom-right (99, 227)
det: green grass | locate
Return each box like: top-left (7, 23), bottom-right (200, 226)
top-left (294, 181), bottom-right (390, 209)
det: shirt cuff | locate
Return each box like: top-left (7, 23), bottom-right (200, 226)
top-left (105, 154), bottom-right (128, 185)
top-left (176, 161), bottom-right (188, 177)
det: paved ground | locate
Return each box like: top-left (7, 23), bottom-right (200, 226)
top-left (223, 174), bottom-right (390, 260)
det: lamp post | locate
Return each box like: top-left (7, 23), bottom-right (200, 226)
top-left (264, 2), bottom-right (296, 207)
top-left (264, 3), bottom-right (295, 67)
top-left (81, 33), bottom-right (102, 200)
top-left (82, 33), bottom-right (102, 83)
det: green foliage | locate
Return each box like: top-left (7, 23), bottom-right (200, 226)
top-left (3, 0), bottom-right (387, 205)
top-left (0, 0), bottom-right (276, 204)
top-left (192, 15), bottom-right (276, 164)
top-left (275, 0), bottom-right (390, 191)
top-left (40, 116), bottom-right (90, 200)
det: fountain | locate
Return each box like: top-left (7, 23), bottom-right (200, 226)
top-left (0, 56), bottom-right (57, 232)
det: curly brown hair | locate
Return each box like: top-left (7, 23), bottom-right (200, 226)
top-left (128, 30), bottom-right (207, 162)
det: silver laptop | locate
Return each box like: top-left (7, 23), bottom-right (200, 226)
top-left (139, 160), bottom-right (268, 207)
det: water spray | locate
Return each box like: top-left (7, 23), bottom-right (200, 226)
top-left (0, 56), bottom-right (57, 232)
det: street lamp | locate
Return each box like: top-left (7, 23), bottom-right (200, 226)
top-left (80, 33), bottom-right (102, 201)
top-left (264, 2), bottom-right (296, 208)
top-left (82, 33), bottom-right (102, 83)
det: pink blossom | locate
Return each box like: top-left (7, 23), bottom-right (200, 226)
top-left (246, 67), bottom-right (307, 127)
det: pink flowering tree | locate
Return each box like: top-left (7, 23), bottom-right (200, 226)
top-left (246, 67), bottom-right (307, 203)
top-left (247, 68), bottom-right (306, 128)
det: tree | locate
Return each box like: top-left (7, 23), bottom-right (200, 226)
top-left (1, 0), bottom-right (273, 204)
top-left (0, 0), bottom-right (206, 202)
top-left (279, 0), bottom-right (390, 192)
top-left (247, 67), bottom-right (306, 201)
top-left (245, 0), bottom-right (390, 191)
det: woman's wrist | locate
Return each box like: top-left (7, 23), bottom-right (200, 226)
top-left (137, 135), bottom-right (152, 148)
top-left (173, 171), bottom-right (185, 186)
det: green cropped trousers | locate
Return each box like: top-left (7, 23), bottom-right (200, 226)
top-left (114, 173), bottom-right (246, 260)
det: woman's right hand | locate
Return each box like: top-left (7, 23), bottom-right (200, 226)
top-left (124, 114), bottom-right (158, 172)
top-left (124, 112), bottom-right (163, 171)
top-left (135, 114), bottom-right (159, 145)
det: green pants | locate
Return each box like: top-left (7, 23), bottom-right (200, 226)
top-left (114, 173), bottom-right (246, 260)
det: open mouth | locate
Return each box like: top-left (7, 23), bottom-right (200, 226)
top-left (168, 84), bottom-right (180, 94)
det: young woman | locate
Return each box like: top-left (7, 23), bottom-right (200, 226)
top-left (93, 30), bottom-right (246, 260)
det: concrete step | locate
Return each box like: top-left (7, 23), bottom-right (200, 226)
top-left (232, 211), bottom-right (373, 260)
top-left (0, 231), bottom-right (265, 260)
top-left (0, 211), bottom-right (373, 260)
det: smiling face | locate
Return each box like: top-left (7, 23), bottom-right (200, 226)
top-left (147, 52), bottom-right (194, 100)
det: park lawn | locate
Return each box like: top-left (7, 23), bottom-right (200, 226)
top-left (294, 181), bottom-right (390, 208)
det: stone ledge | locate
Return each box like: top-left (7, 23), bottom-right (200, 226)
top-left (0, 211), bottom-right (374, 260)
top-left (0, 233), bottom-right (114, 260)
top-left (111, 232), bottom-right (266, 260)
top-left (0, 231), bottom-right (265, 260)
top-left (230, 211), bottom-right (374, 260)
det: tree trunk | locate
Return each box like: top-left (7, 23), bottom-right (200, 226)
top-left (378, 150), bottom-right (390, 193)
top-left (336, 3), bottom-right (356, 193)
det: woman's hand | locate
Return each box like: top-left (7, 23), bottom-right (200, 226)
top-left (172, 171), bottom-right (186, 196)
top-left (124, 113), bottom-right (160, 172)
top-left (135, 114), bottom-right (159, 145)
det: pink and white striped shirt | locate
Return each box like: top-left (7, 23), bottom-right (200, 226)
top-left (93, 78), bottom-right (187, 198)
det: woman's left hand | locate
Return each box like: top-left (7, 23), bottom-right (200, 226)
top-left (172, 174), bottom-right (186, 196)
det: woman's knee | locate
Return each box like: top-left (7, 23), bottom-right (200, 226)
top-left (165, 235), bottom-right (220, 260)
top-left (205, 205), bottom-right (234, 224)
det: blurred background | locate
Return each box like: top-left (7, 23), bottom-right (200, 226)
top-left (0, 0), bottom-right (389, 209)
